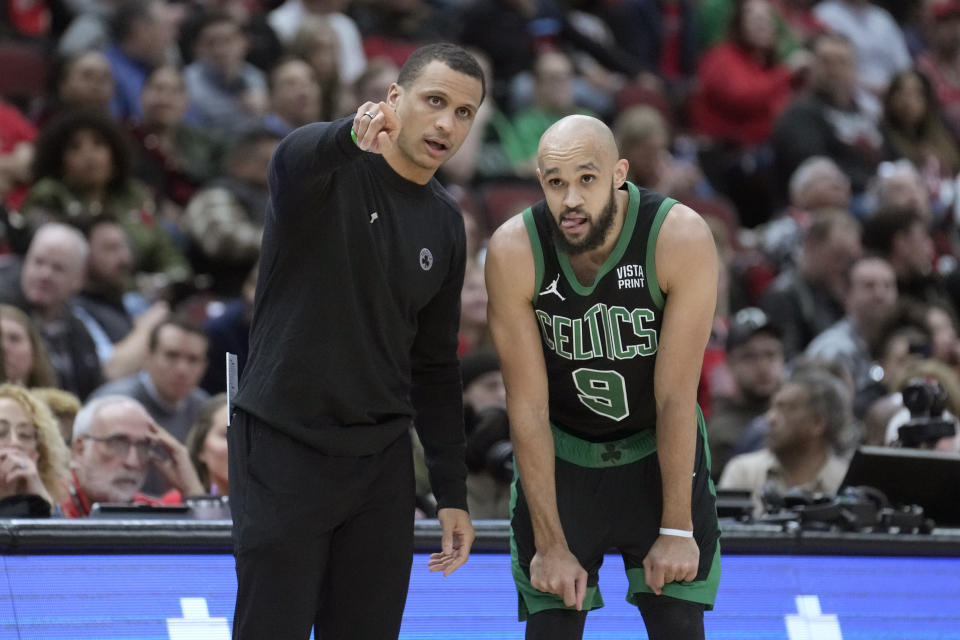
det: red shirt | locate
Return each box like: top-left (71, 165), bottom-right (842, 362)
top-left (0, 102), bottom-right (36, 210)
top-left (60, 471), bottom-right (183, 518)
top-left (690, 43), bottom-right (793, 145)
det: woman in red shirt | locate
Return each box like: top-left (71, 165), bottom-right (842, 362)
top-left (691, 0), bottom-right (802, 227)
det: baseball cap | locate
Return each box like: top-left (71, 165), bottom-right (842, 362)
top-left (726, 307), bottom-right (781, 352)
top-left (929, 0), bottom-right (960, 20)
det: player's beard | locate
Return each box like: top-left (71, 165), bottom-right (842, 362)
top-left (549, 182), bottom-right (617, 256)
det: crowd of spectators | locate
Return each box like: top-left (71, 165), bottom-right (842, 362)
top-left (0, 0), bottom-right (959, 520)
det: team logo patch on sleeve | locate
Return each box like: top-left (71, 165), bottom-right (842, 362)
top-left (419, 248), bottom-right (434, 271)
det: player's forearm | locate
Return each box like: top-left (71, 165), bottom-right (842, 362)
top-left (510, 404), bottom-right (567, 549)
top-left (656, 398), bottom-right (697, 530)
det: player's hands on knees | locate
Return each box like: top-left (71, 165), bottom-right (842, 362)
top-left (530, 546), bottom-right (588, 610)
top-left (642, 535), bottom-right (700, 595)
top-left (353, 101), bottom-right (400, 154)
top-left (429, 508), bottom-right (474, 576)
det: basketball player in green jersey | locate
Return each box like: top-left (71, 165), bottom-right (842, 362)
top-left (485, 115), bottom-right (721, 639)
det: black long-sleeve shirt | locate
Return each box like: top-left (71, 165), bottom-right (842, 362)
top-left (234, 117), bottom-right (469, 509)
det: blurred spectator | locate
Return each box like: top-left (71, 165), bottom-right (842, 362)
top-left (105, 0), bottom-right (178, 121)
top-left (788, 155), bottom-right (852, 214)
top-left (0, 100), bottom-right (36, 211)
top-left (759, 156), bottom-right (853, 278)
top-left (813, 0), bottom-right (912, 97)
top-left (2, 0), bottom-right (59, 43)
top-left (880, 70), bottom-right (960, 191)
top-left (916, 0), bottom-right (960, 141)
top-left (289, 15), bottom-right (347, 120)
top-left (698, 216), bottom-right (737, 420)
top-left (200, 262), bottom-right (256, 395)
top-left (89, 317), bottom-right (209, 443)
top-left (458, 0), bottom-right (671, 114)
top-left (182, 128), bottom-right (277, 297)
top-left (351, 56), bottom-right (399, 106)
top-left (614, 104), bottom-right (717, 207)
top-left (496, 50), bottom-right (590, 177)
top-left (268, 0), bottom-right (366, 85)
top-left (458, 260), bottom-right (491, 357)
top-left (719, 369), bottom-right (852, 516)
top-left (707, 307), bottom-right (785, 481)
top-left (760, 208), bottom-right (862, 359)
top-left (806, 255), bottom-right (898, 406)
top-left (772, 32), bottom-right (883, 208)
top-left (0, 304), bottom-right (56, 388)
top-left (184, 392), bottom-right (228, 495)
top-left (861, 206), bottom-right (946, 310)
top-left (732, 354), bottom-right (858, 460)
top-left (698, 0), bottom-right (824, 60)
top-left (176, 0), bottom-right (283, 73)
top-left (31, 386), bottom-right (81, 444)
top-left (578, 0), bottom-right (699, 101)
top-left (57, 0), bottom-right (118, 56)
top-left (36, 49), bottom-right (115, 127)
top-left (184, 12), bottom-right (268, 135)
top-left (23, 109), bottom-right (191, 285)
top-left (860, 302), bottom-right (933, 414)
top-left (0, 223), bottom-right (103, 399)
top-left (350, 0), bottom-right (457, 67)
top-left (62, 394), bottom-right (203, 516)
top-left (129, 66), bottom-right (224, 210)
top-left (691, 0), bottom-right (798, 227)
top-left (0, 384), bottom-right (68, 516)
top-left (455, 0), bottom-right (544, 110)
top-left (263, 56), bottom-right (322, 137)
top-left (870, 159), bottom-right (933, 224)
top-left (925, 300), bottom-right (960, 371)
top-left (74, 217), bottom-right (169, 381)
top-left (460, 348), bottom-right (510, 519)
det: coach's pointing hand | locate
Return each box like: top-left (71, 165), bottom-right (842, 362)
top-left (354, 101), bottom-right (400, 154)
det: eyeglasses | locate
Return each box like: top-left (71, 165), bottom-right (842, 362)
top-left (85, 435), bottom-right (168, 461)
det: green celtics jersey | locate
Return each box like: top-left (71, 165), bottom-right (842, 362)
top-left (523, 182), bottom-right (676, 441)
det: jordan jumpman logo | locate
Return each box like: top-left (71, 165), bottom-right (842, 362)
top-left (541, 275), bottom-right (566, 301)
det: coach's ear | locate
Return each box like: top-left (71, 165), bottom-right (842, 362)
top-left (386, 82), bottom-right (402, 110)
top-left (613, 158), bottom-right (629, 189)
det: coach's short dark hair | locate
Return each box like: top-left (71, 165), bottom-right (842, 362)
top-left (397, 43), bottom-right (485, 104)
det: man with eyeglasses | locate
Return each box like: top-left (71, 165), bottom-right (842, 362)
top-left (61, 395), bottom-right (204, 517)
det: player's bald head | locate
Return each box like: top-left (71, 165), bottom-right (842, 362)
top-left (538, 115), bottom-right (619, 171)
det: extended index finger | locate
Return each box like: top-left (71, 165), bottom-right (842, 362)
top-left (644, 560), bottom-right (665, 596)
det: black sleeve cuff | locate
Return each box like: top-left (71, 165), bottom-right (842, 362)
top-left (412, 379), bottom-right (468, 512)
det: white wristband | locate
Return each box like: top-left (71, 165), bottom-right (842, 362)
top-left (659, 527), bottom-right (694, 538)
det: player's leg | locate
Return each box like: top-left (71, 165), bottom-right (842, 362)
top-left (635, 593), bottom-right (705, 640)
top-left (525, 609), bottom-right (588, 640)
top-left (317, 433), bottom-right (416, 640)
top-left (617, 429), bottom-right (721, 635)
top-left (511, 452), bottom-right (610, 637)
top-left (230, 411), bottom-right (338, 639)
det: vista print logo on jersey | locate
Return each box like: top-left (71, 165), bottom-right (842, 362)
top-left (615, 264), bottom-right (645, 290)
top-left (419, 248), bottom-right (434, 271)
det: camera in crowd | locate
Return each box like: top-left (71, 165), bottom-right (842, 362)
top-left (897, 378), bottom-right (957, 449)
top-left (757, 485), bottom-right (935, 535)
